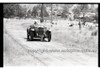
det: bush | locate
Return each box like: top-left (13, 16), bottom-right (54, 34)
top-left (91, 30), bottom-right (98, 36)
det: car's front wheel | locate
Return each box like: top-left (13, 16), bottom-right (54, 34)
top-left (27, 34), bottom-right (29, 40)
top-left (29, 31), bottom-right (34, 41)
top-left (47, 32), bottom-right (51, 42)
top-left (27, 29), bottom-right (29, 40)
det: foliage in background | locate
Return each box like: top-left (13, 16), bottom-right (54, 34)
top-left (3, 4), bottom-right (98, 23)
top-left (4, 4), bottom-right (26, 18)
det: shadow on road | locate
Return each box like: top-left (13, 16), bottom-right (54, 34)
top-left (24, 38), bottom-right (48, 42)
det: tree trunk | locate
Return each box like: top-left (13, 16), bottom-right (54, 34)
top-left (51, 4), bottom-right (53, 24)
top-left (78, 19), bottom-right (81, 30)
top-left (40, 4), bottom-right (44, 23)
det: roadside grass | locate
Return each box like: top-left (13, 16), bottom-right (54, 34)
top-left (51, 20), bottom-right (98, 52)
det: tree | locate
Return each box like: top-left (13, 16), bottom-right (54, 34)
top-left (89, 4), bottom-right (98, 23)
top-left (62, 4), bottom-right (73, 17)
top-left (72, 4), bottom-right (89, 29)
top-left (73, 4), bottom-right (89, 19)
top-left (40, 4), bottom-right (49, 23)
top-left (3, 4), bottom-right (16, 18)
top-left (3, 4), bottom-right (26, 18)
top-left (26, 10), bottom-right (31, 18)
top-left (31, 6), bottom-right (39, 18)
top-left (14, 4), bottom-right (26, 18)
top-left (51, 4), bottom-right (52, 23)
top-left (40, 4), bottom-right (44, 23)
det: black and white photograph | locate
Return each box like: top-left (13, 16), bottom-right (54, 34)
top-left (3, 3), bottom-right (98, 66)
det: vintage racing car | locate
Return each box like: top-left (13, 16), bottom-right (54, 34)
top-left (27, 22), bottom-right (51, 42)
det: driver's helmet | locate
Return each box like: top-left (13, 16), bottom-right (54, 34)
top-left (34, 21), bottom-right (37, 25)
top-left (29, 21), bottom-right (38, 28)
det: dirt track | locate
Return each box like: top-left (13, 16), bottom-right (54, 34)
top-left (4, 19), bottom-right (98, 66)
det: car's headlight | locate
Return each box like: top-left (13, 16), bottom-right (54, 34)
top-left (31, 29), bottom-right (34, 31)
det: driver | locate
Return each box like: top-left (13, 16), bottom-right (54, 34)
top-left (30, 21), bottom-right (38, 28)
top-left (34, 21), bottom-right (38, 26)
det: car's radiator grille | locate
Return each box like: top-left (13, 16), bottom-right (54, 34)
top-left (37, 27), bottom-right (44, 35)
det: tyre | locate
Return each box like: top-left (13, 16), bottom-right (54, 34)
top-left (29, 31), bottom-right (34, 41)
top-left (27, 34), bottom-right (29, 40)
top-left (47, 32), bottom-right (51, 42)
top-left (27, 29), bottom-right (29, 40)
top-left (30, 35), bottom-right (33, 41)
